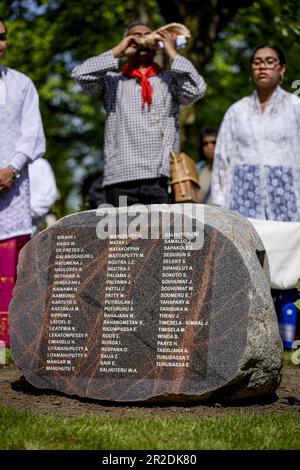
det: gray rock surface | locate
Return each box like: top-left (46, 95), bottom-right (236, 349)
top-left (10, 204), bottom-right (283, 402)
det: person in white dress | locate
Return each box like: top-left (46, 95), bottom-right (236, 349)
top-left (211, 45), bottom-right (300, 221)
top-left (0, 17), bottom-right (45, 347)
top-left (211, 45), bottom-right (300, 348)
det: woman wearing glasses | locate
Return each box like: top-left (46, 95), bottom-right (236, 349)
top-left (211, 45), bottom-right (300, 221)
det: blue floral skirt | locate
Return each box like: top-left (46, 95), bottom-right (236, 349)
top-left (229, 164), bottom-right (299, 221)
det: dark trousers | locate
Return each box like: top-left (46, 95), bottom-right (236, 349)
top-left (105, 178), bottom-right (170, 206)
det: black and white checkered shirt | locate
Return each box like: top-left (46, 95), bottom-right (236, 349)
top-left (72, 50), bottom-right (207, 187)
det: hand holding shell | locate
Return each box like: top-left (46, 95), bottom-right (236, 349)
top-left (139, 23), bottom-right (191, 49)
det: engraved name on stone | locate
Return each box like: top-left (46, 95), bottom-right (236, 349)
top-left (156, 232), bottom-right (208, 369)
top-left (45, 234), bottom-right (91, 372)
top-left (99, 235), bottom-right (145, 374)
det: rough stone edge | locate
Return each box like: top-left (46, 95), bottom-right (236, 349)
top-left (204, 206), bottom-right (283, 400)
top-left (12, 205), bottom-right (283, 402)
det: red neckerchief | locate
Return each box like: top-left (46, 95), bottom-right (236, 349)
top-left (121, 63), bottom-right (163, 108)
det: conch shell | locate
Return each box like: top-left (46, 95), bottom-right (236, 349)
top-left (139, 23), bottom-right (191, 49)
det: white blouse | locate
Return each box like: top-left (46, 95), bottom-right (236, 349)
top-left (0, 66), bottom-right (46, 240)
top-left (211, 86), bottom-right (300, 221)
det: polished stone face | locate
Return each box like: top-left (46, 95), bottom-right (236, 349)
top-left (10, 206), bottom-right (283, 402)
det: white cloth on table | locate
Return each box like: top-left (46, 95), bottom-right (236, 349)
top-left (0, 66), bottom-right (46, 240)
top-left (212, 86), bottom-right (300, 221)
top-left (248, 218), bottom-right (300, 289)
top-left (28, 158), bottom-right (57, 217)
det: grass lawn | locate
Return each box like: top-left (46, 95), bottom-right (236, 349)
top-left (2, 348), bottom-right (13, 365)
top-left (1, 348), bottom-right (299, 450)
top-left (0, 406), bottom-right (299, 450)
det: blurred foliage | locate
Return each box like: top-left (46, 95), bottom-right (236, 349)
top-left (0, 0), bottom-right (300, 213)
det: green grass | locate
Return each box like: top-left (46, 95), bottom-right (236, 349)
top-left (0, 407), bottom-right (299, 450)
top-left (1, 350), bottom-right (299, 450)
top-left (0, 348), bottom-right (13, 366)
top-left (4, 348), bottom-right (13, 365)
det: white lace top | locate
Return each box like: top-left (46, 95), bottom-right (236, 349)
top-left (211, 86), bottom-right (300, 221)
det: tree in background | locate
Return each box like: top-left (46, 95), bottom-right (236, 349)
top-left (0, 0), bottom-right (299, 213)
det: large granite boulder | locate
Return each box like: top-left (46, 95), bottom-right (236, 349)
top-left (10, 204), bottom-right (283, 402)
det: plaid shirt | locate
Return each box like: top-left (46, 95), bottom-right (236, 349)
top-left (72, 50), bottom-right (206, 187)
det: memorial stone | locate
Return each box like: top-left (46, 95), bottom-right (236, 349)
top-left (10, 204), bottom-right (283, 402)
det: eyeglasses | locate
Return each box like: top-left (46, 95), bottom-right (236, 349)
top-left (251, 57), bottom-right (280, 69)
top-left (0, 33), bottom-right (7, 41)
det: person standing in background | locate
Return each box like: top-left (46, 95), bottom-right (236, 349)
top-left (211, 45), bottom-right (300, 348)
top-left (0, 17), bottom-right (46, 347)
top-left (197, 127), bottom-right (218, 204)
top-left (211, 45), bottom-right (300, 221)
top-left (72, 21), bottom-right (206, 206)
